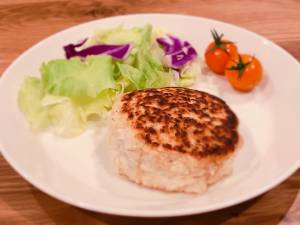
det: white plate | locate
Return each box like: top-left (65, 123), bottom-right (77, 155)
top-left (0, 14), bottom-right (299, 217)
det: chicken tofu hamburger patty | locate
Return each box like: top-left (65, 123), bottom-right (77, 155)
top-left (107, 87), bottom-right (239, 193)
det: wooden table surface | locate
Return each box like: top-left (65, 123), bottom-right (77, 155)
top-left (0, 0), bottom-right (299, 224)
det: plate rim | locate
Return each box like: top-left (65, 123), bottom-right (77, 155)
top-left (0, 13), bottom-right (299, 217)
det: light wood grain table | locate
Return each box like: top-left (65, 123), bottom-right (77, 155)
top-left (0, 0), bottom-right (299, 224)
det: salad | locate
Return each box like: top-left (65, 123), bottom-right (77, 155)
top-left (18, 24), bottom-right (202, 137)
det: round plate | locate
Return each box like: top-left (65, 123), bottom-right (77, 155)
top-left (0, 14), bottom-right (299, 217)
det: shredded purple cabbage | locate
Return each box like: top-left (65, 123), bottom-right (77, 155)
top-left (156, 35), bottom-right (197, 69)
top-left (63, 39), bottom-right (132, 60)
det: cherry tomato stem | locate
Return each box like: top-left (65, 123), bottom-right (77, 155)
top-left (225, 54), bottom-right (263, 92)
top-left (205, 30), bottom-right (238, 75)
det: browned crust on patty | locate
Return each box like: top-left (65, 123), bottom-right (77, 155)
top-left (120, 87), bottom-right (239, 158)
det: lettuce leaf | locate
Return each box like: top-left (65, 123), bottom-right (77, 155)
top-left (117, 63), bottom-right (145, 89)
top-left (85, 26), bottom-right (143, 48)
top-left (112, 25), bottom-right (172, 90)
top-left (81, 89), bottom-right (116, 119)
top-left (41, 56), bottom-right (116, 98)
top-left (43, 96), bottom-right (86, 137)
top-left (176, 60), bottom-right (201, 87)
top-left (135, 25), bottom-right (172, 88)
top-left (19, 56), bottom-right (119, 137)
top-left (18, 77), bottom-right (50, 131)
top-left (40, 89), bottom-right (116, 137)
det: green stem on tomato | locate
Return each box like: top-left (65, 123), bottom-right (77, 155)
top-left (227, 55), bottom-right (252, 78)
top-left (207, 29), bottom-right (234, 55)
